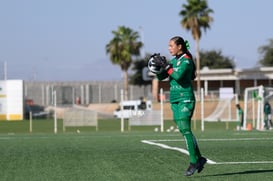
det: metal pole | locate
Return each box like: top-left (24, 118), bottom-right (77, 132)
top-left (160, 88), bottom-right (164, 132)
top-left (86, 84), bottom-right (89, 105)
top-left (4, 61), bottom-right (7, 80)
top-left (29, 112), bottom-right (32, 133)
top-left (114, 84), bottom-right (118, 101)
top-left (201, 88), bottom-right (204, 132)
top-left (54, 90), bottom-right (57, 134)
top-left (139, 26), bottom-right (145, 57)
top-left (120, 89), bottom-right (124, 132)
top-left (99, 84), bottom-right (101, 103)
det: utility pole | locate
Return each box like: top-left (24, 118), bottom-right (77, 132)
top-left (3, 61), bottom-right (7, 80)
top-left (139, 26), bottom-right (145, 58)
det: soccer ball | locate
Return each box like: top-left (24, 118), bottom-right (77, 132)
top-left (148, 57), bottom-right (163, 74)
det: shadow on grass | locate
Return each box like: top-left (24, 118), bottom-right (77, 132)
top-left (203, 169), bottom-right (273, 177)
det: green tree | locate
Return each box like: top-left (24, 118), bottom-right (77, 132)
top-left (179, 0), bottom-right (213, 97)
top-left (106, 26), bottom-right (143, 100)
top-left (200, 50), bottom-right (235, 69)
top-left (129, 55), bottom-right (152, 86)
top-left (258, 39), bottom-right (273, 66)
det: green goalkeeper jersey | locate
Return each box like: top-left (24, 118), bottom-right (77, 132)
top-left (156, 54), bottom-right (195, 103)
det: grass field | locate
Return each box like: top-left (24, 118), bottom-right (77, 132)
top-left (0, 119), bottom-right (273, 181)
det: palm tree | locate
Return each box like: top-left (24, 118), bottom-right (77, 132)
top-left (179, 0), bottom-right (213, 98)
top-left (106, 26), bottom-right (143, 100)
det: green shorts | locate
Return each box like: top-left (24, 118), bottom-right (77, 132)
top-left (171, 101), bottom-right (195, 120)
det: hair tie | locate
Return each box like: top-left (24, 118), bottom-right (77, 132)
top-left (185, 40), bottom-right (190, 50)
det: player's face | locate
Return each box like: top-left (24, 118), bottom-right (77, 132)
top-left (168, 40), bottom-right (182, 56)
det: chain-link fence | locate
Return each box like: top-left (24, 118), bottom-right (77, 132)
top-left (24, 81), bottom-right (152, 106)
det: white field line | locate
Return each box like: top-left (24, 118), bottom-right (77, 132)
top-left (141, 140), bottom-right (216, 164)
top-left (213, 161), bottom-right (273, 165)
top-left (146, 137), bottom-right (273, 142)
top-left (141, 138), bottom-right (273, 165)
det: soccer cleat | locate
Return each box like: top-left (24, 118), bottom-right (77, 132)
top-left (184, 163), bottom-right (197, 176)
top-left (197, 157), bottom-right (207, 173)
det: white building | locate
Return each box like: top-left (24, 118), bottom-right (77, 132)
top-left (152, 67), bottom-right (273, 101)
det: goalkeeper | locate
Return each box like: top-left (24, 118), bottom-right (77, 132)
top-left (148, 36), bottom-right (206, 176)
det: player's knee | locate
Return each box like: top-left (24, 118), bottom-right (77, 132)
top-left (176, 119), bottom-right (191, 136)
top-left (180, 128), bottom-right (192, 136)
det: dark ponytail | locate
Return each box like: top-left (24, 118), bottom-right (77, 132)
top-left (170, 36), bottom-right (193, 59)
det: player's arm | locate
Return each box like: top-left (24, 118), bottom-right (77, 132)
top-left (167, 61), bottom-right (189, 81)
top-left (156, 70), bottom-right (169, 80)
top-left (163, 59), bottom-right (190, 81)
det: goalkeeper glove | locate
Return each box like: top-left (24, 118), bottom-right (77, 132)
top-left (150, 53), bottom-right (163, 67)
top-left (159, 56), bottom-right (173, 74)
top-left (150, 53), bottom-right (173, 74)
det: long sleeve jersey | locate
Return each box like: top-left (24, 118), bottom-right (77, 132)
top-left (156, 54), bottom-right (195, 103)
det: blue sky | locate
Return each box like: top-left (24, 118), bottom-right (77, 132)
top-left (0, 0), bottom-right (273, 81)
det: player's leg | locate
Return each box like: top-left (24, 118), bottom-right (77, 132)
top-left (176, 119), bottom-right (200, 163)
top-left (176, 119), bottom-right (206, 176)
top-left (267, 113), bottom-right (272, 129)
top-left (268, 113), bottom-right (273, 129)
top-left (172, 102), bottom-right (206, 176)
top-left (264, 114), bottom-right (269, 129)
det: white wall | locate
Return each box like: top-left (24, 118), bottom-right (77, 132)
top-left (0, 80), bottom-right (23, 120)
